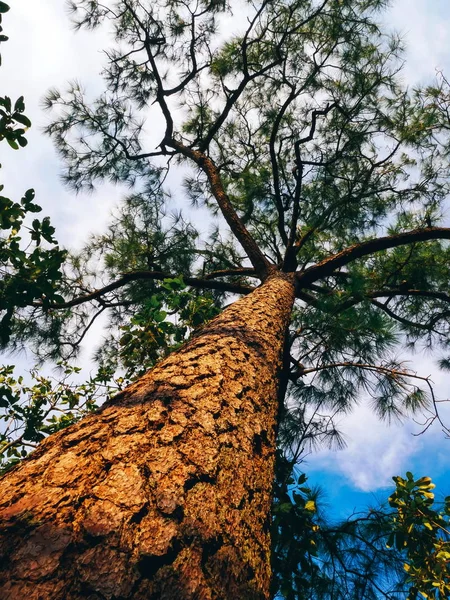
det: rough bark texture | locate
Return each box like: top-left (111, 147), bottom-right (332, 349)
top-left (0, 273), bottom-right (295, 600)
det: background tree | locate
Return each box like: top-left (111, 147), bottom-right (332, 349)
top-left (0, 2), bottom-right (66, 349)
top-left (1, 0), bottom-right (450, 598)
top-left (272, 467), bottom-right (450, 600)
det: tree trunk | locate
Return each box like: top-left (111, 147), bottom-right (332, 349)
top-left (0, 272), bottom-right (295, 600)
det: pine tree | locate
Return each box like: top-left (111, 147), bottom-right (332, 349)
top-left (1, 0), bottom-right (450, 597)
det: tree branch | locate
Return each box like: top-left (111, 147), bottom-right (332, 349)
top-left (198, 0), bottom-right (330, 152)
top-left (368, 287), bottom-right (450, 304)
top-left (167, 140), bottom-right (272, 278)
top-left (296, 227), bottom-right (450, 287)
top-left (296, 359), bottom-right (433, 384)
top-left (294, 102), bottom-right (336, 151)
top-left (331, 287), bottom-right (450, 322)
top-left (123, 1), bottom-right (174, 140)
top-left (269, 85), bottom-right (300, 248)
top-left (204, 267), bottom-right (258, 280)
top-left (370, 299), bottom-right (445, 335)
top-left (32, 271), bottom-right (255, 310)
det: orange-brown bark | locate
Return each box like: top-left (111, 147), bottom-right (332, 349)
top-left (0, 273), bottom-right (295, 599)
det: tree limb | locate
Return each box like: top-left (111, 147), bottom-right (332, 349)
top-left (32, 271), bottom-right (255, 310)
top-left (296, 227), bottom-right (450, 287)
top-left (168, 140), bottom-right (272, 278)
top-left (204, 267), bottom-right (258, 280)
top-left (370, 299), bottom-right (445, 335)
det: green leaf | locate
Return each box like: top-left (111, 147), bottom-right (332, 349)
top-left (154, 310), bottom-right (167, 322)
top-left (12, 112), bottom-right (31, 128)
top-left (13, 96), bottom-right (25, 113)
top-left (1, 96), bottom-right (11, 112)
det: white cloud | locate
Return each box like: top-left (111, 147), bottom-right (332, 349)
top-left (387, 0), bottom-right (450, 83)
top-left (307, 352), bottom-right (450, 492)
top-left (308, 403), bottom-right (424, 491)
top-left (0, 0), bottom-right (118, 245)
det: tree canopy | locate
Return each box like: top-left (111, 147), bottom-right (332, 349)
top-left (11, 0), bottom-right (450, 418)
top-left (1, 0), bottom-right (450, 598)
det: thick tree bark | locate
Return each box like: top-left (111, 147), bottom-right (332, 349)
top-left (0, 272), bottom-right (295, 600)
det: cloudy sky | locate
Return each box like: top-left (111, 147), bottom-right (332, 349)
top-left (1, 0), bottom-right (450, 514)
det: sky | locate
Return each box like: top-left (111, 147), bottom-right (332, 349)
top-left (1, 0), bottom-right (450, 517)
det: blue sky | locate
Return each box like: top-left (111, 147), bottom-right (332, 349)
top-left (1, 0), bottom-right (450, 519)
